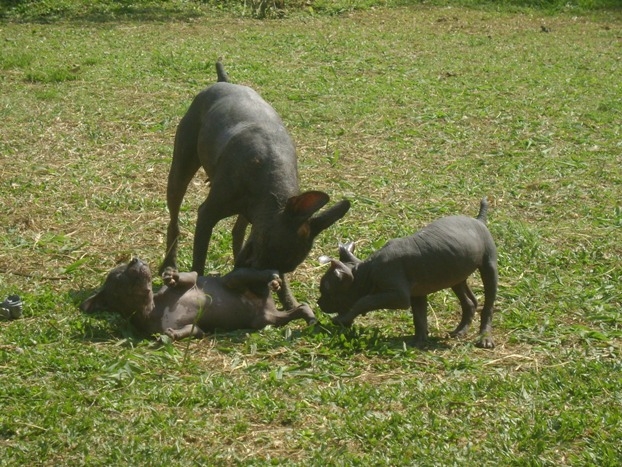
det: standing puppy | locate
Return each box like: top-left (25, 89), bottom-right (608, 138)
top-left (317, 198), bottom-right (498, 348)
top-left (161, 62), bottom-right (350, 309)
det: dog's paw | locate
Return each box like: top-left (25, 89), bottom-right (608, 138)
top-left (331, 315), bottom-right (353, 327)
top-left (297, 303), bottom-right (317, 325)
top-left (162, 267), bottom-right (179, 287)
top-left (475, 334), bottom-right (495, 349)
top-left (412, 336), bottom-right (429, 349)
top-left (449, 327), bottom-right (469, 339)
top-left (269, 274), bottom-right (282, 292)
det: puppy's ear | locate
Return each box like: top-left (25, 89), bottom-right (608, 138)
top-left (318, 255), bottom-right (332, 265)
top-left (80, 290), bottom-right (107, 314)
top-left (338, 241), bottom-right (361, 265)
top-left (330, 259), bottom-right (354, 287)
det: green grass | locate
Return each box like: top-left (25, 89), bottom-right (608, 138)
top-left (1, 1), bottom-right (621, 465)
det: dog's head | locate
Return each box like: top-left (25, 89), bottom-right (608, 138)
top-left (235, 192), bottom-right (351, 274)
top-left (317, 256), bottom-right (358, 316)
top-left (80, 258), bottom-right (154, 317)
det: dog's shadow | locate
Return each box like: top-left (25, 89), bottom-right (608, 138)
top-left (308, 319), bottom-right (453, 353)
top-left (69, 288), bottom-right (454, 352)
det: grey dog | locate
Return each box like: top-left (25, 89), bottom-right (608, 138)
top-left (317, 198), bottom-right (498, 348)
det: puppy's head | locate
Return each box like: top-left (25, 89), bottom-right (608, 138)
top-left (317, 258), bottom-right (356, 316)
top-left (80, 258), bottom-right (154, 317)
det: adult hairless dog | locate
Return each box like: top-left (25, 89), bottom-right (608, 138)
top-left (318, 198), bottom-right (498, 348)
top-left (81, 258), bottom-right (316, 340)
top-left (161, 62), bottom-right (350, 309)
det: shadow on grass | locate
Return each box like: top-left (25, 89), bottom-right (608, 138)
top-left (69, 285), bottom-right (458, 352)
top-left (307, 319), bottom-right (453, 353)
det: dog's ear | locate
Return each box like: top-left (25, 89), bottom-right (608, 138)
top-left (309, 200), bottom-right (350, 238)
top-left (318, 255), bottom-right (332, 265)
top-left (338, 241), bottom-right (361, 265)
top-left (80, 290), bottom-right (107, 314)
top-left (330, 259), bottom-right (353, 287)
top-left (339, 242), bottom-right (355, 253)
top-left (285, 191), bottom-right (330, 223)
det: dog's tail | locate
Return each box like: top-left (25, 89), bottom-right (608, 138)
top-left (476, 197), bottom-right (489, 224)
top-left (216, 61), bottom-right (229, 82)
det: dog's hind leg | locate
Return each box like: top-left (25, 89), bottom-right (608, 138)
top-left (476, 258), bottom-right (498, 348)
top-left (165, 324), bottom-right (206, 340)
top-left (161, 115), bottom-right (202, 274)
top-left (449, 280), bottom-right (477, 339)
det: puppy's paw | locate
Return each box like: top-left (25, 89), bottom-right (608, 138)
top-left (332, 315), bottom-right (353, 327)
top-left (475, 335), bottom-right (495, 349)
top-left (412, 336), bottom-right (429, 349)
top-left (162, 267), bottom-right (179, 287)
top-left (269, 274), bottom-right (282, 292)
top-left (297, 303), bottom-right (317, 325)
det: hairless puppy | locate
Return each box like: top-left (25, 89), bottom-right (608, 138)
top-left (318, 198), bottom-right (498, 348)
top-left (81, 259), bottom-right (315, 340)
top-left (160, 62), bottom-right (350, 310)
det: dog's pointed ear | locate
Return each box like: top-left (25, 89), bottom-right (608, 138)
top-left (80, 290), bottom-right (107, 314)
top-left (285, 191), bottom-right (330, 223)
top-left (338, 241), bottom-right (361, 264)
top-left (339, 242), bottom-right (355, 253)
top-left (318, 255), bottom-right (332, 265)
top-left (309, 200), bottom-right (351, 238)
top-left (330, 259), bottom-right (353, 287)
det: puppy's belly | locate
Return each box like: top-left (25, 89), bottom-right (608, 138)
top-left (409, 267), bottom-right (478, 296)
top-left (159, 290), bottom-right (211, 330)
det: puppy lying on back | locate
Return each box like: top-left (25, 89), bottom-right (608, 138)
top-left (81, 258), bottom-right (316, 340)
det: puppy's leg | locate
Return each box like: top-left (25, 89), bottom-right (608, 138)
top-left (165, 324), bottom-right (206, 340)
top-left (476, 259), bottom-right (498, 349)
top-left (449, 280), bottom-right (477, 339)
top-left (332, 289), bottom-right (411, 326)
top-left (222, 268), bottom-right (279, 298)
top-left (411, 295), bottom-right (428, 347)
top-left (257, 303), bottom-right (317, 328)
top-left (161, 268), bottom-right (198, 290)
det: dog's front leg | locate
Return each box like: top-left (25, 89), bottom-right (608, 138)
top-left (160, 268), bottom-right (198, 290)
top-left (332, 290), bottom-right (411, 326)
top-left (410, 295), bottom-right (429, 347)
top-left (276, 274), bottom-right (299, 310)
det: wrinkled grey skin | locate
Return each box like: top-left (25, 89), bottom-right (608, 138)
top-left (160, 62), bottom-right (350, 310)
top-left (318, 198), bottom-right (498, 348)
top-left (81, 259), bottom-right (316, 340)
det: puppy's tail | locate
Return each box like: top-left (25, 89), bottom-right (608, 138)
top-left (476, 197), bottom-right (489, 224)
top-left (216, 61), bottom-right (229, 82)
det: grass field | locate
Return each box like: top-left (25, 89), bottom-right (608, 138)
top-left (1, 0), bottom-right (621, 465)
